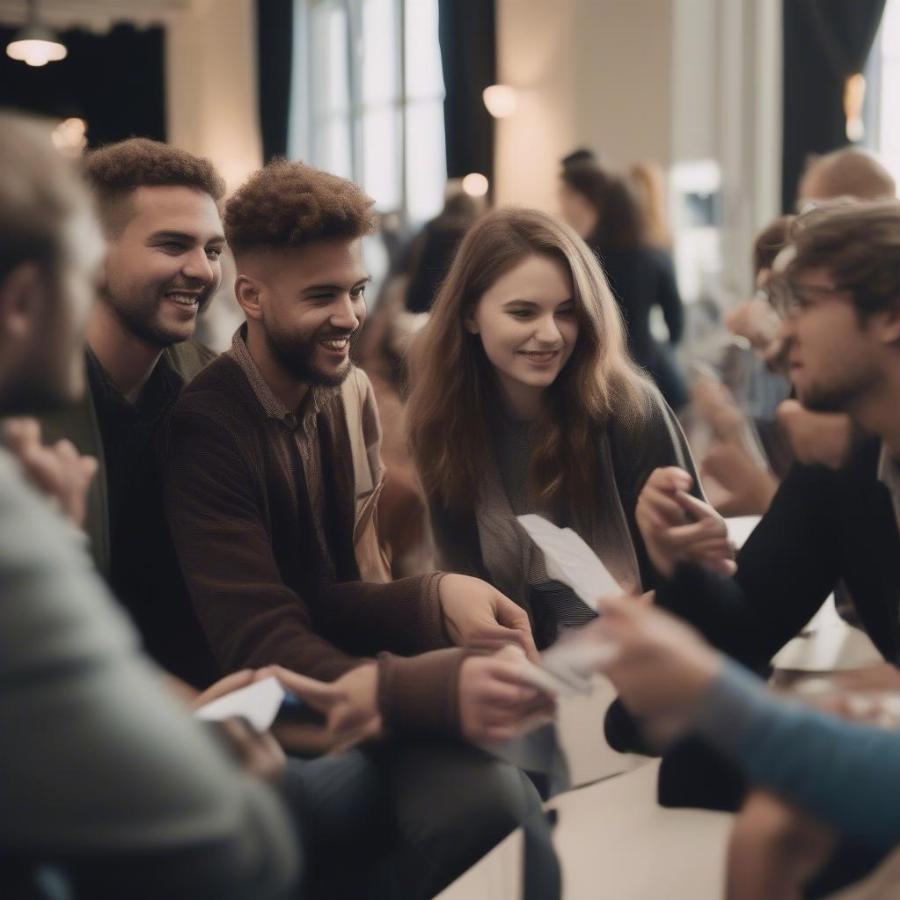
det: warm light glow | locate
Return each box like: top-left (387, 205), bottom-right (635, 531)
top-left (482, 84), bottom-right (518, 118)
top-left (462, 173), bottom-right (489, 197)
top-left (52, 117), bottom-right (87, 156)
top-left (7, 37), bottom-right (67, 66)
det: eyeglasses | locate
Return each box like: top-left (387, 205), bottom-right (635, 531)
top-left (764, 280), bottom-right (849, 319)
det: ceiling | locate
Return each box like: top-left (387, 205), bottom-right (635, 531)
top-left (0, 0), bottom-right (194, 31)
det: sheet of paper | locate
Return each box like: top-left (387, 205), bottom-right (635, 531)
top-left (194, 676), bottom-right (286, 733)
top-left (517, 514), bottom-right (623, 608)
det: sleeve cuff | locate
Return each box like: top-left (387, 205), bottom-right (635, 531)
top-left (376, 647), bottom-right (466, 738)
top-left (688, 659), bottom-right (772, 760)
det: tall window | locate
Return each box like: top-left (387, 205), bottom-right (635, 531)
top-left (872, 0), bottom-right (900, 187)
top-left (292, 0), bottom-right (446, 224)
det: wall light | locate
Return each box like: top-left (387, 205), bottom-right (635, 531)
top-left (482, 84), bottom-right (518, 119)
top-left (462, 173), bottom-right (489, 198)
top-left (7, 0), bottom-right (67, 67)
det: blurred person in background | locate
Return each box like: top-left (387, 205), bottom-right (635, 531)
top-left (628, 160), bottom-right (672, 250)
top-left (559, 165), bottom-right (688, 410)
top-left (798, 147), bottom-right (896, 207)
top-left (355, 183), bottom-right (483, 576)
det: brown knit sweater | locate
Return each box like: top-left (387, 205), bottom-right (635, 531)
top-left (161, 352), bottom-right (465, 736)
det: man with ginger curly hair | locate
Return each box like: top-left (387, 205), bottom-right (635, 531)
top-left (161, 159), bottom-right (553, 899)
top-left (41, 137), bottom-right (225, 686)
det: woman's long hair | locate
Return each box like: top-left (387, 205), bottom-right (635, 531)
top-left (560, 167), bottom-right (646, 253)
top-left (407, 207), bottom-right (651, 525)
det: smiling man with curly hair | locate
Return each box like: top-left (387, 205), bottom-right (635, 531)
top-left (161, 158), bottom-right (550, 899)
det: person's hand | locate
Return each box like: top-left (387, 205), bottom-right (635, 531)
top-left (458, 645), bottom-right (556, 744)
top-left (635, 467), bottom-right (736, 578)
top-left (725, 297), bottom-right (783, 357)
top-left (691, 376), bottom-right (744, 441)
top-left (439, 573), bottom-right (539, 662)
top-left (191, 669), bottom-right (259, 706)
top-left (1, 417), bottom-right (97, 528)
top-left (190, 670), bottom-right (287, 783)
top-left (262, 663), bottom-right (383, 753)
top-left (701, 443), bottom-right (779, 516)
top-left (213, 718), bottom-right (287, 782)
top-left (776, 401), bottom-right (853, 470)
top-left (587, 595), bottom-right (723, 745)
top-left (726, 790), bottom-right (836, 900)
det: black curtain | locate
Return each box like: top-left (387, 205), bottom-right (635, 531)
top-left (782, 0), bottom-right (886, 211)
top-left (0, 23), bottom-right (164, 146)
top-left (438, 0), bottom-right (496, 188)
top-left (257, 0), bottom-right (293, 162)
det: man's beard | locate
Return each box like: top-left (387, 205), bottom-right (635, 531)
top-left (797, 369), bottom-right (876, 415)
top-left (106, 283), bottom-right (212, 349)
top-left (265, 322), bottom-right (355, 388)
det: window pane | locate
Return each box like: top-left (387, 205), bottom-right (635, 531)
top-left (313, 116), bottom-right (353, 178)
top-left (405, 100), bottom-right (446, 222)
top-left (883, 0), bottom-right (900, 57)
top-left (363, 106), bottom-right (401, 209)
top-left (311, 1), bottom-right (350, 113)
top-left (405, 0), bottom-right (445, 100)
top-left (362, 0), bottom-right (399, 104)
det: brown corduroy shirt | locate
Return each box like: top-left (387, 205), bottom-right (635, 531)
top-left (161, 332), bottom-right (465, 736)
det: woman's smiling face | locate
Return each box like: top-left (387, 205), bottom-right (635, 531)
top-left (467, 253), bottom-right (579, 417)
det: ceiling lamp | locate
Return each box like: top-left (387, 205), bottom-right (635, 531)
top-left (7, 0), bottom-right (67, 67)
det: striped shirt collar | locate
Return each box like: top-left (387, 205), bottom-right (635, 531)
top-left (227, 325), bottom-right (324, 429)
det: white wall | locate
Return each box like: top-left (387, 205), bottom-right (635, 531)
top-left (495, 0), bottom-right (782, 298)
top-left (495, 0), bottom-right (674, 211)
top-left (166, 0), bottom-right (263, 193)
top-left (493, 0), bottom-right (579, 210)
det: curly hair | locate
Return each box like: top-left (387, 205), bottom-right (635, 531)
top-left (224, 159), bottom-right (376, 258)
top-left (83, 138), bottom-right (225, 233)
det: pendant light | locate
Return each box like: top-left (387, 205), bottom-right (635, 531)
top-left (7, 0), bottom-right (67, 67)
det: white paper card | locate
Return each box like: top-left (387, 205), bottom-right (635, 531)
top-left (517, 514), bottom-right (623, 609)
top-left (194, 676), bottom-right (286, 733)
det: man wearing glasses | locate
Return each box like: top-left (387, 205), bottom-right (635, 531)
top-left (608, 200), bottom-right (900, 817)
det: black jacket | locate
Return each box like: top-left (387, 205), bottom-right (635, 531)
top-left (607, 437), bottom-right (900, 810)
top-left (661, 437), bottom-right (900, 667)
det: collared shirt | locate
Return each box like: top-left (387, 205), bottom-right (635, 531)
top-left (227, 326), bottom-right (336, 573)
top-left (878, 442), bottom-right (900, 537)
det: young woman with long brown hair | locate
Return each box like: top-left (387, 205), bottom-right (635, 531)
top-left (407, 207), bottom-right (704, 649)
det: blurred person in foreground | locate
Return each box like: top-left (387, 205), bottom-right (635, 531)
top-left (590, 595), bottom-right (900, 900)
top-left (0, 112), bottom-right (299, 900)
